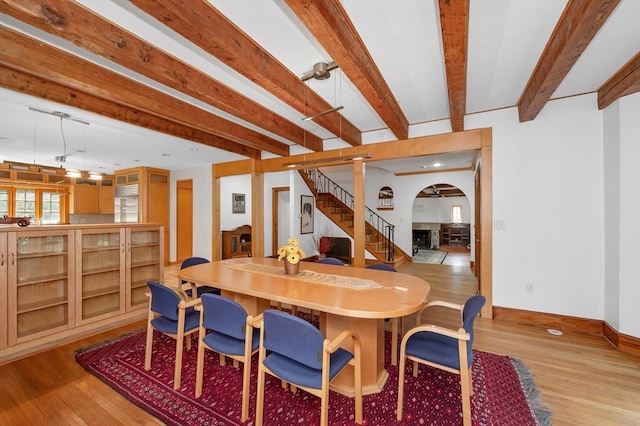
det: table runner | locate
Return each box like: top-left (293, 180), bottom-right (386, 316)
top-left (230, 262), bottom-right (383, 289)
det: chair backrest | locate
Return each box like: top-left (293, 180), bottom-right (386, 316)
top-left (147, 281), bottom-right (180, 320)
top-left (317, 257), bottom-right (344, 266)
top-left (180, 256), bottom-right (210, 269)
top-left (262, 309), bottom-right (325, 370)
top-left (201, 293), bottom-right (249, 340)
top-left (462, 295), bottom-right (486, 346)
top-left (365, 263), bottom-right (397, 272)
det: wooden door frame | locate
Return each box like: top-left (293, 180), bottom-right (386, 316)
top-left (176, 179), bottom-right (193, 263)
top-left (271, 186), bottom-right (289, 256)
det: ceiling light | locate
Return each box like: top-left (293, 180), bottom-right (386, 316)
top-left (433, 162), bottom-right (442, 167)
top-left (302, 105), bottom-right (344, 122)
top-left (282, 153), bottom-right (371, 169)
top-left (89, 172), bottom-right (103, 180)
top-left (65, 169), bottom-right (81, 178)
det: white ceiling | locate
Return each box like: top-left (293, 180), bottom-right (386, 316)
top-left (0, 0), bottom-right (638, 175)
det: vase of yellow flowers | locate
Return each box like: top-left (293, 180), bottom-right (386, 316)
top-left (277, 237), bottom-right (305, 275)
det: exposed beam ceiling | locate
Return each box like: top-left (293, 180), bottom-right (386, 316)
top-left (0, 0), bottom-right (637, 174)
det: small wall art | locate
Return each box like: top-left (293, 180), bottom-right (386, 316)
top-left (232, 193), bottom-right (245, 214)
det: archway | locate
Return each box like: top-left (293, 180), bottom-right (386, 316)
top-left (411, 183), bottom-right (471, 266)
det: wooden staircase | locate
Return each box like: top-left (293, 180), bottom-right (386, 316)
top-left (299, 169), bottom-right (411, 266)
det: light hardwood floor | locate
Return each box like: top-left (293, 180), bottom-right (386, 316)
top-left (0, 261), bottom-right (638, 425)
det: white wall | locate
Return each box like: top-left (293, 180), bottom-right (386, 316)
top-left (166, 92), bottom-right (639, 338)
top-left (468, 95), bottom-right (605, 319)
top-left (604, 93), bottom-right (640, 337)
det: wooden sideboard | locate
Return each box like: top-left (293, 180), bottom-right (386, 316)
top-left (440, 223), bottom-right (471, 247)
top-left (0, 223), bottom-right (163, 364)
top-left (221, 224), bottom-right (252, 259)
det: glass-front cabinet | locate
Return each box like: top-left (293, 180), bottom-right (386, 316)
top-left (127, 227), bottom-right (163, 309)
top-left (1, 224), bottom-right (163, 363)
top-left (76, 228), bottom-right (126, 323)
top-left (7, 229), bottom-right (74, 345)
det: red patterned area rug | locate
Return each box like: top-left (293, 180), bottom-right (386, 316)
top-left (76, 330), bottom-right (551, 425)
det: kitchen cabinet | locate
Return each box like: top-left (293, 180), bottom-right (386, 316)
top-left (115, 167), bottom-right (169, 262)
top-left (71, 177), bottom-right (115, 215)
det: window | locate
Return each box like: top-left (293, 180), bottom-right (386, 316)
top-left (42, 192), bottom-right (62, 224)
top-left (15, 189), bottom-right (36, 218)
top-left (1, 187), bottom-right (64, 224)
top-left (0, 189), bottom-right (8, 216)
top-left (377, 186), bottom-right (394, 209)
top-left (451, 205), bottom-right (462, 223)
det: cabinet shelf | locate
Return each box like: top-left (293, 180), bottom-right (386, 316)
top-left (82, 286), bottom-right (120, 299)
top-left (18, 296), bottom-right (68, 314)
top-left (131, 260), bottom-right (160, 269)
top-left (17, 251), bottom-right (68, 259)
top-left (82, 246), bottom-right (120, 253)
top-left (82, 266), bottom-right (121, 275)
top-left (16, 273), bottom-right (68, 287)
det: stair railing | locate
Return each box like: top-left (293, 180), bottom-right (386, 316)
top-left (304, 168), bottom-right (395, 262)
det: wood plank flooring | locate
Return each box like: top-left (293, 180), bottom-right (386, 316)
top-left (0, 262), bottom-right (638, 425)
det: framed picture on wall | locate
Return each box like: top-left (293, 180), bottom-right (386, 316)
top-left (300, 195), bottom-right (314, 234)
top-left (232, 193), bottom-right (245, 214)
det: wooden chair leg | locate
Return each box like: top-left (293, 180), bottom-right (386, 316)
top-left (396, 350), bottom-right (406, 420)
top-left (195, 338), bottom-right (206, 397)
top-left (174, 331), bottom-right (185, 390)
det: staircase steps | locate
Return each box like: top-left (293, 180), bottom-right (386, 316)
top-left (299, 169), bottom-right (411, 265)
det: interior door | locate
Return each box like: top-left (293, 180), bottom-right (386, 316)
top-left (176, 179), bottom-right (193, 262)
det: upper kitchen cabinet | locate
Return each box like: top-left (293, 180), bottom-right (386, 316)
top-left (114, 167), bottom-right (169, 262)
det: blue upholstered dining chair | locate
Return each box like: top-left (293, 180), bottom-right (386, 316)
top-left (180, 256), bottom-right (220, 298)
top-left (365, 263), bottom-right (402, 365)
top-left (195, 294), bottom-right (259, 422)
top-left (144, 280), bottom-right (201, 390)
top-left (365, 263), bottom-right (397, 272)
top-left (317, 256), bottom-right (344, 266)
top-left (396, 295), bottom-right (486, 426)
top-left (255, 309), bottom-right (363, 426)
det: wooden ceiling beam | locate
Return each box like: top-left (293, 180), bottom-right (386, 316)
top-left (0, 26), bottom-right (290, 156)
top-left (0, 66), bottom-right (261, 159)
top-left (129, 0), bottom-right (360, 149)
top-left (517, 0), bottom-right (620, 122)
top-left (598, 52), bottom-right (640, 110)
top-left (285, 0), bottom-right (409, 140)
top-left (439, 0), bottom-right (470, 133)
top-left (0, 0), bottom-right (315, 151)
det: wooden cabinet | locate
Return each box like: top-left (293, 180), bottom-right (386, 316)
top-left (6, 229), bottom-right (74, 345)
top-left (75, 228), bottom-right (125, 323)
top-left (115, 167), bottom-right (169, 262)
top-left (127, 227), bottom-right (163, 309)
top-left (99, 178), bottom-right (115, 214)
top-left (71, 177), bottom-right (115, 215)
top-left (440, 223), bottom-right (470, 247)
top-left (0, 233), bottom-right (7, 349)
top-left (0, 224), bottom-right (163, 364)
top-left (222, 224), bottom-right (251, 259)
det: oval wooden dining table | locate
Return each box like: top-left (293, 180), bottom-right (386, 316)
top-left (179, 257), bottom-right (430, 397)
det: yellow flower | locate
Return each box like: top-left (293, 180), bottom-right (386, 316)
top-left (277, 238), bottom-right (305, 264)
